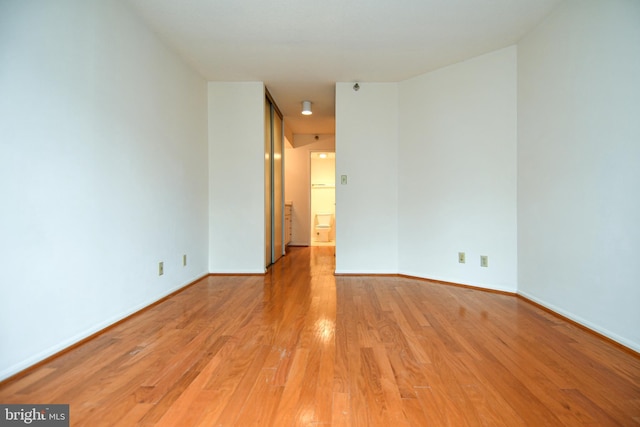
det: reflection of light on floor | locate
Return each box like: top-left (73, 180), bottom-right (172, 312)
top-left (315, 317), bottom-right (335, 343)
top-left (296, 406), bottom-right (314, 425)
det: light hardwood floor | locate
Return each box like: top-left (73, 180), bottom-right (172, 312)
top-left (1, 246), bottom-right (639, 426)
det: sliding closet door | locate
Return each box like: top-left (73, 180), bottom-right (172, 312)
top-left (272, 110), bottom-right (284, 259)
top-left (265, 96), bottom-right (272, 268)
top-left (265, 93), bottom-right (284, 267)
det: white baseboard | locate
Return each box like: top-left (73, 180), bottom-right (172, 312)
top-left (0, 272), bottom-right (209, 382)
top-left (398, 270), bottom-right (517, 294)
top-left (517, 290), bottom-right (640, 353)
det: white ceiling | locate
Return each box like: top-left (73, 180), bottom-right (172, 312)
top-left (127, 0), bottom-right (562, 135)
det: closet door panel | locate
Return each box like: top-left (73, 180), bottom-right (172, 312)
top-left (273, 111), bottom-right (284, 259)
top-left (264, 96), bottom-right (272, 267)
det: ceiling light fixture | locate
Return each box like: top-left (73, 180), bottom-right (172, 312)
top-left (301, 100), bottom-right (312, 115)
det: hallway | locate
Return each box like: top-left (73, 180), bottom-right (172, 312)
top-left (1, 246), bottom-right (638, 425)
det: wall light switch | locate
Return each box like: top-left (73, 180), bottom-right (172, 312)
top-left (458, 252), bottom-right (466, 263)
top-left (183, 254), bottom-right (187, 266)
top-left (341, 175), bottom-right (348, 185)
top-left (159, 261), bottom-right (164, 276)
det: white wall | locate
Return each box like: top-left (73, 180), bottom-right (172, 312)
top-left (208, 82), bottom-right (265, 273)
top-left (311, 156), bottom-right (336, 186)
top-left (335, 83), bottom-right (399, 274)
top-left (397, 47), bottom-right (518, 292)
top-left (0, 0), bottom-right (209, 380)
top-left (284, 135), bottom-right (335, 246)
top-left (518, 0), bottom-right (640, 351)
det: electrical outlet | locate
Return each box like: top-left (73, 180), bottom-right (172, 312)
top-left (159, 261), bottom-right (164, 276)
top-left (183, 254), bottom-right (187, 266)
top-left (480, 256), bottom-right (488, 268)
top-left (458, 252), bottom-right (466, 263)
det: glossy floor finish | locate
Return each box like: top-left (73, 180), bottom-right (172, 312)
top-left (1, 247), bottom-right (639, 426)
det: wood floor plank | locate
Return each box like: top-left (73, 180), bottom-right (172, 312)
top-left (272, 348), bottom-right (310, 426)
top-left (371, 345), bottom-right (411, 427)
top-left (212, 345), bottom-right (272, 426)
top-left (387, 300), bottom-right (432, 365)
top-left (331, 392), bottom-right (351, 427)
top-left (1, 246), bottom-right (639, 426)
top-left (232, 369), bottom-right (283, 427)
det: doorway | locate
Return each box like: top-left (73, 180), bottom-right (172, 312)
top-left (310, 151), bottom-right (335, 246)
